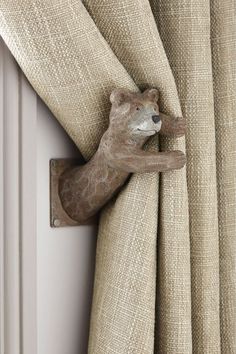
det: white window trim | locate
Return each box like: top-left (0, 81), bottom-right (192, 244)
top-left (0, 38), bottom-right (37, 354)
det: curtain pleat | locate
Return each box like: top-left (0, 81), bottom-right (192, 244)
top-left (210, 0), bottom-right (236, 351)
top-left (150, 1), bottom-right (221, 352)
top-left (0, 0), bottom-right (235, 353)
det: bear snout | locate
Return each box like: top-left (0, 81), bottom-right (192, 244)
top-left (152, 115), bottom-right (161, 124)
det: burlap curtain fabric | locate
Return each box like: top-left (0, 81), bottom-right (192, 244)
top-left (0, 1), bottom-right (235, 353)
top-left (209, 1), bottom-right (236, 350)
top-left (151, 1), bottom-right (220, 351)
top-left (150, 2), bottom-right (236, 351)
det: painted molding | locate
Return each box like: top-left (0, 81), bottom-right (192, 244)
top-left (0, 36), bottom-right (5, 354)
top-left (0, 38), bottom-right (37, 354)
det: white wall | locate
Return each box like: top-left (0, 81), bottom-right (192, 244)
top-left (37, 99), bottom-right (98, 354)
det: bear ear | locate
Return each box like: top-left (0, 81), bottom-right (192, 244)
top-left (110, 89), bottom-right (132, 105)
top-left (143, 88), bottom-right (159, 102)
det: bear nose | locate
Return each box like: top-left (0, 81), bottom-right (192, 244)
top-left (152, 115), bottom-right (161, 124)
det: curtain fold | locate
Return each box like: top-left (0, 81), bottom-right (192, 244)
top-left (0, 0), bottom-right (235, 353)
top-left (210, 0), bottom-right (236, 351)
top-left (151, 0), bottom-right (221, 351)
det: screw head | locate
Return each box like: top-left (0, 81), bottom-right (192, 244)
top-left (53, 218), bottom-right (61, 227)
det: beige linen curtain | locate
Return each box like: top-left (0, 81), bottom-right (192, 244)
top-left (0, 1), bottom-right (235, 353)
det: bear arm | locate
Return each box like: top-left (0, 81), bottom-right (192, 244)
top-left (107, 149), bottom-right (186, 173)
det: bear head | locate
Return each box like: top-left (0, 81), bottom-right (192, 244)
top-left (109, 88), bottom-right (161, 139)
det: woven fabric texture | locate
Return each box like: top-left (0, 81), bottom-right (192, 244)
top-left (150, 0), bottom-right (236, 352)
top-left (0, 0), bottom-right (235, 353)
top-left (210, 0), bottom-right (236, 351)
top-left (151, 1), bottom-right (220, 352)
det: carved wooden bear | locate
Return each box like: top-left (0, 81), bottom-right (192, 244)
top-left (59, 88), bottom-right (186, 222)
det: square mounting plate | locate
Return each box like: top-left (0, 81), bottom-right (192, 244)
top-left (50, 158), bottom-right (96, 227)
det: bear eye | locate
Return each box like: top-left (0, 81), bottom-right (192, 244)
top-left (136, 107), bottom-right (140, 111)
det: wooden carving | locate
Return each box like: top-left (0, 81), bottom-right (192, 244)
top-left (59, 88), bottom-right (186, 222)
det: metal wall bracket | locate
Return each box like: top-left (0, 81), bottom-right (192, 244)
top-left (50, 158), bottom-right (96, 227)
